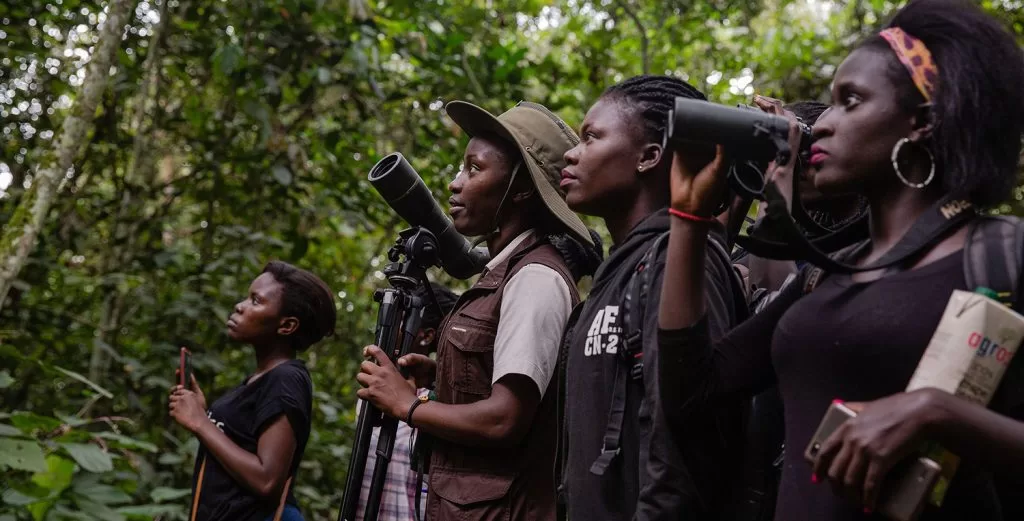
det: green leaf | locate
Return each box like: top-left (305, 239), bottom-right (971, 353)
top-left (28, 496), bottom-right (53, 521)
top-left (150, 487), bottom-right (191, 503)
top-left (71, 482), bottom-right (132, 505)
top-left (75, 498), bottom-right (126, 521)
top-left (31, 455), bottom-right (75, 494)
top-left (0, 438), bottom-right (47, 472)
top-left (54, 366), bottom-right (114, 398)
top-left (94, 432), bottom-right (158, 453)
top-left (59, 443), bottom-right (113, 473)
top-left (271, 165), bottom-right (293, 185)
top-left (212, 44), bottom-right (243, 77)
top-left (0, 423), bottom-right (23, 437)
top-left (156, 452), bottom-right (184, 465)
top-left (49, 505), bottom-right (100, 520)
top-left (0, 370), bottom-right (13, 388)
top-left (10, 412), bottom-right (62, 433)
top-left (118, 504), bottom-right (180, 519)
top-left (1, 488), bottom-right (42, 506)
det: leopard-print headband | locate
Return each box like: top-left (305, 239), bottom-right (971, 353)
top-left (879, 27), bottom-right (938, 102)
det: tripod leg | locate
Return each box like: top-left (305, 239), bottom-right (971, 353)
top-left (339, 399), bottom-right (379, 521)
top-left (363, 416), bottom-right (400, 521)
top-left (362, 293), bottom-right (425, 521)
top-left (339, 290), bottom-right (403, 521)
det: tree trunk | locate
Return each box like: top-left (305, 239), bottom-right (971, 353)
top-left (88, 0), bottom-right (179, 384)
top-left (0, 0), bottom-right (137, 312)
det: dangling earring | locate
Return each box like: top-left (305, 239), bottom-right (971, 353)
top-left (891, 137), bottom-right (935, 189)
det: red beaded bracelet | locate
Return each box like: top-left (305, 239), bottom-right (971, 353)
top-left (668, 208), bottom-right (715, 223)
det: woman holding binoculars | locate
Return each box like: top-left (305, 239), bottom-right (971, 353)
top-left (657, 0), bottom-right (1024, 519)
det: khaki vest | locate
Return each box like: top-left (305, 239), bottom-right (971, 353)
top-left (427, 234), bottom-right (579, 521)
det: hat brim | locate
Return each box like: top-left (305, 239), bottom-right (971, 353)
top-left (445, 101), bottom-right (594, 247)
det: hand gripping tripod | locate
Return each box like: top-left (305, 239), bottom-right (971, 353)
top-left (339, 227), bottom-right (441, 521)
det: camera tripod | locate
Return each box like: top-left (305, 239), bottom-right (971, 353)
top-left (339, 227), bottom-right (440, 521)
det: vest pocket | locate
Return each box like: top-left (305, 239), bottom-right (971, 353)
top-left (430, 467), bottom-right (513, 521)
top-left (445, 318), bottom-right (497, 396)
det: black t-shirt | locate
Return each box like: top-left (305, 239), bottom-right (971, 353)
top-left (189, 360), bottom-right (313, 521)
top-left (660, 250), bottom-right (1024, 521)
top-left (563, 210), bottom-right (744, 521)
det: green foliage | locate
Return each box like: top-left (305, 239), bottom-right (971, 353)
top-left (0, 367), bottom-right (175, 521)
top-left (1, 1), bottom-right (1022, 520)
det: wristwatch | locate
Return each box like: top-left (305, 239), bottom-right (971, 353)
top-left (407, 394), bottom-right (429, 428)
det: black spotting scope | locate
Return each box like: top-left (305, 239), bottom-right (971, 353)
top-left (368, 153), bottom-right (489, 279)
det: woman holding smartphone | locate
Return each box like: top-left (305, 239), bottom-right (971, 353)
top-left (657, 1), bottom-right (1024, 519)
top-left (169, 261), bottom-right (336, 521)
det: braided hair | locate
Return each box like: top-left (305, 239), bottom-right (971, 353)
top-left (601, 74), bottom-right (707, 149)
top-left (786, 101), bottom-right (828, 126)
top-left (548, 228), bottom-right (604, 283)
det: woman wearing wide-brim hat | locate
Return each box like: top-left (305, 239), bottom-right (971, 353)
top-left (356, 100), bottom-right (599, 521)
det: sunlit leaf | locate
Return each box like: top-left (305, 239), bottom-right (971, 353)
top-left (0, 370), bottom-right (13, 389)
top-left (272, 165), bottom-right (293, 186)
top-left (31, 455), bottom-right (75, 494)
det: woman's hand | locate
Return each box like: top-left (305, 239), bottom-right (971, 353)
top-left (754, 94), bottom-right (803, 211)
top-left (356, 345), bottom-right (419, 420)
top-left (398, 353), bottom-right (437, 390)
top-left (812, 389), bottom-right (943, 512)
top-left (174, 370), bottom-right (207, 410)
top-left (169, 387), bottom-right (209, 433)
top-left (669, 144), bottom-right (728, 217)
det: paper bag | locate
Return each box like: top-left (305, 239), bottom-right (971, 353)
top-left (905, 289), bottom-right (1024, 506)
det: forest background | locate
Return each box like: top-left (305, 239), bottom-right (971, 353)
top-left (1, 1), bottom-right (1022, 520)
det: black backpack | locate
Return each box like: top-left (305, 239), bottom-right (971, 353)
top-left (587, 230), bottom-right (750, 519)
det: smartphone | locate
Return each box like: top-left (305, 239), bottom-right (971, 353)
top-left (179, 347), bottom-right (192, 389)
top-left (805, 401), bottom-right (942, 521)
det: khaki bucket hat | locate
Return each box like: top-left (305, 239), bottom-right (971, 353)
top-left (445, 100), bottom-right (594, 246)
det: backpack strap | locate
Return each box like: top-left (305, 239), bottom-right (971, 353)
top-left (589, 232), bottom-right (669, 476)
top-left (964, 215), bottom-right (1024, 308)
top-left (707, 233), bottom-right (750, 323)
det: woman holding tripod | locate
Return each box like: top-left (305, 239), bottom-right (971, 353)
top-left (355, 100), bottom-right (599, 521)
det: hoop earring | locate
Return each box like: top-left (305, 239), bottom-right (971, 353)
top-left (891, 137), bottom-right (935, 189)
